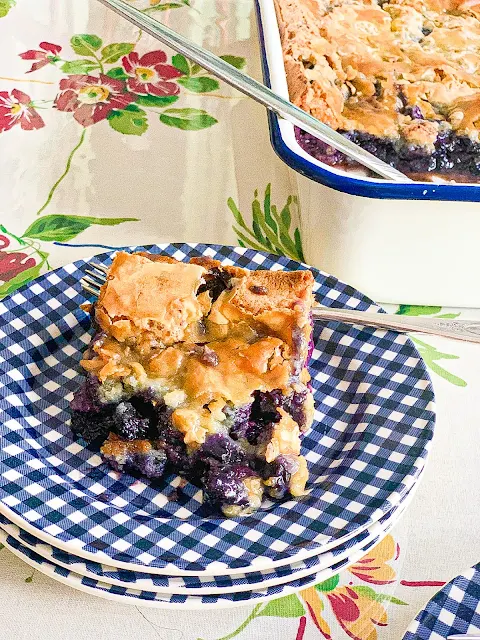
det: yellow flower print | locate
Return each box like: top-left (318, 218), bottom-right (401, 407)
top-left (301, 587), bottom-right (332, 639)
top-left (347, 534), bottom-right (398, 585)
top-left (326, 586), bottom-right (389, 640)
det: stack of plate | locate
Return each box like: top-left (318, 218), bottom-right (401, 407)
top-left (0, 244), bottom-right (436, 609)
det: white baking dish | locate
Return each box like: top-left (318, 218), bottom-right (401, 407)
top-left (255, 0), bottom-right (480, 307)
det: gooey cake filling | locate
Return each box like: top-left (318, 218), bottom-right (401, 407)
top-left (276, 0), bottom-right (480, 180)
top-left (71, 252), bottom-right (315, 516)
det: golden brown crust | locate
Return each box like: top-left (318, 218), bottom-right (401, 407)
top-left (82, 252), bottom-right (314, 477)
top-left (228, 270), bottom-right (314, 316)
top-left (101, 432), bottom-right (153, 457)
top-left (275, 0), bottom-right (480, 142)
top-left (95, 252), bottom-right (206, 345)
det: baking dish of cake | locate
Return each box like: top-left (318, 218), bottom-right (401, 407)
top-left (256, 0), bottom-right (480, 306)
top-left (275, 0), bottom-right (480, 183)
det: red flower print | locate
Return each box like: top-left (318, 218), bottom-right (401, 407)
top-left (19, 42), bottom-right (62, 73)
top-left (122, 50), bottom-right (182, 96)
top-left (0, 236), bottom-right (36, 282)
top-left (54, 74), bottom-right (134, 127)
top-left (0, 90), bottom-right (45, 133)
top-left (327, 587), bottom-right (388, 640)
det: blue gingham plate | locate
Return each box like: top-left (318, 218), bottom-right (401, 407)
top-left (0, 243), bottom-right (435, 574)
top-left (0, 524), bottom-right (389, 609)
top-left (403, 564), bottom-right (480, 640)
top-left (0, 482), bottom-right (413, 594)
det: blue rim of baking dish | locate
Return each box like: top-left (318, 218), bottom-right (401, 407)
top-left (254, 0), bottom-right (480, 202)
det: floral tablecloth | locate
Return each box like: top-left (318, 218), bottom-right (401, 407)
top-left (0, 1), bottom-right (479, 639)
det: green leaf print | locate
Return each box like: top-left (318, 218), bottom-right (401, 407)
top-left (228, 185), bottom-right (305, 261)
top-left (397, 305), bottom-right (442, 316)
top-left (219, 55), bottom-right (247, 70)
top-left (172, 53), bottom-right (246, 79)
top-left (0, 262), bottom-right (44, 297)
top-left (177, 76), bottom-right (220, 93)
top-left (100, 42), bottom-right (134, 64)
top-left (411, 337), bottom-right (467, 387)
top-left (147, 2), bottom-right (189, 9)
top-left (61, 59), bottom-right (100, 74)
top-left (171, 54), bottom-right (190, 75)
top-left (159, 108), bottom-right (217, 130)
top-left (315, 574), bottom-right (340, 592)
top-left (25, 569), bottom-right (35, 583)
top-left (107, 105), bottom-right (148, 135)
top-left (106, 67), bottom-right (129, 80)
top-left (0, 0), bottom-right (16, 18)
top-left (258, 594), bottom-right (305, 618)
top-left (352, 586), bottom-right (407, 605)
top-left (436, 313), bottom-right (461, 319)
top-left (70, 34), bottom-right (103, 56)
top-left (23, 215), bottom-right (138, 242)
top-left (135, 94), bottom-right (179, 107)
top-left (396, 305), bottom-right (467, 387)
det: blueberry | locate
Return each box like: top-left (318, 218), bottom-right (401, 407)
top-left (194, 434), bottom-right (247, 475)
top-left (284, 390), bottom-right (308, 430)
top-left (197, 267), bottom-right (233, 302)
top-left (204, 465), bottom-right (258, 511)
top-left (226, 402), bottom-right (253, 441)
top-left (471, 156), bottom-right (480, 175)
top-left (70, 377), bottom-right (101, 413)
top-left (404, 105), bottom-right (423, 120)
top-left (154, 405), bottom-right (191, 473)
top-left (132, 449), bottom-right (167, 478)
top-left (102, 441), bottom-right (167, 479)
top-left (113, 402), bottom-right (149, 440)
top-left (70, 409), bottom-right (114, 443)
top-left (263, 455), bottom-right (299, 499)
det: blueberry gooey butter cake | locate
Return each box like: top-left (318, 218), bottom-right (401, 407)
top-left (71, 252), bottom-right (315, 516)
top-left (276, 0), bottom-right (480, 180)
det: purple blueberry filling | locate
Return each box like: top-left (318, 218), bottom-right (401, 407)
top-left (70, 378), bottom-right (114, 442)
top-left (295, 126), bottom-right (480, 179)
top-left (263, 455), bottom-right (300, 499)
top-left (70, 409), bottom-right (113, 443)
top-left (203, 465), bottom-right (259, 511)
top-left (113, 402), bottom-right (150, 441)
top-left (70, 377), bottom-right (101, 413)
top-left (197, 266), bottom-right (233, 302)
top-left (192, 433), bottom-right (247, 478)
top-left (103, 445), bottom-right (167, 479)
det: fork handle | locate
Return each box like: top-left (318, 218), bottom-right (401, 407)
top-left (312, 308), bottom-right (480, 344)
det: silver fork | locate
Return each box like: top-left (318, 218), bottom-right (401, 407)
top-left (81, 265), bottom-right (480, 344)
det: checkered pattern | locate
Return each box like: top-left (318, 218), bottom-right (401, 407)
top-left (404, 564), bottom-right (480, 639)
top-left (0, 243), bottom-right (435, 573)
top-left (0, 525), bottom-right (384, 607)
top-left (0, 491), bottom-right (404, 593)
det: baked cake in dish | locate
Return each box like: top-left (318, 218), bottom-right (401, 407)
top-left (275, 0), bottom-right (480, 180)
top-left (71, 252), bottom-right (315, 516)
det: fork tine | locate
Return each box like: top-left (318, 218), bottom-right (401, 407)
top-left (90, 263), bottom-right (109, 276)
top-left (81, 278), bottom-right (101, 296)
top-left (92, 263), bottom-right (109, 274)
top-left (85, 269), bottom-right (106, 285)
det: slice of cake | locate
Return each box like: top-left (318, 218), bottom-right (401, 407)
top-left (71, 252), bottom-right (315, 516)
